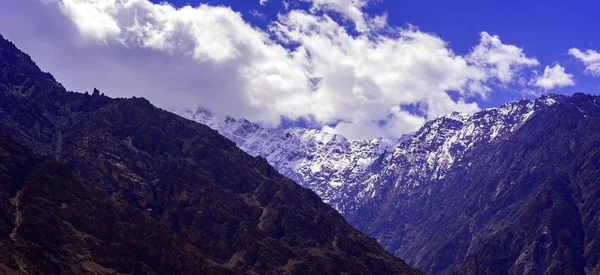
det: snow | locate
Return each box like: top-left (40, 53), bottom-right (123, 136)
top-left (175, 95), bottom-right (566, 214)
top-left (543, 97), bottom-right (557, 106)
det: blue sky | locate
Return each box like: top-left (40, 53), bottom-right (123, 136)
top-left (380, 0), bottom-right (600, 101)
top-left (1, 0), bottom-right (599, 139)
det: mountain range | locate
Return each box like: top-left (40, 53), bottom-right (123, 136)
top-left (179, 94), bottom-right (559, 217)
top-left (182, 93), bottom-right (600, 274)
top-left (4, 27), bottom-right (600, 275)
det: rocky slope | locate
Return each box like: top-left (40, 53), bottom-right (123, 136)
top-left (0, 33), bottom-right (420, 274)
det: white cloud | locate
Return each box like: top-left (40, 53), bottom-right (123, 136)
top-left (466, 32), bottom-right (539, 84)
top-left (569, 48), bottom-right (600, 76)
top-left (322, 107), bottom-right (427, 140)
top-left (260, 0), bottom-right (270, 6)
top-left (250, 9), bottom-right (268, 20)
top-left (0, 0), bottom-right (541, 140)
top-left (533, 64), bottom-right (575, 90)
top-left (301, 0), bottom-right (376, 32)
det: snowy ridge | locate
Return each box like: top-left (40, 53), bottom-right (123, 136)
top-left (177, 110), bottom-right (398, 207)
top-left (178, 94), bottom-right (565, 214)
top-left (350, 95), bottom-right (564, 213)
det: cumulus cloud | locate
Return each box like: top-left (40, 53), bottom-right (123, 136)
top-left (533, 64), bottom-right (575, 90)
top-left (0, 0), bottom-right (541, 140)
top-left (300, 0), bottom-right (389, 32)
top-left (569, 48), bottom-right (600, 76)
top-left (466, 32), bottom-right (539, 85)
top-left (301, 0), bottom-right (372, 32)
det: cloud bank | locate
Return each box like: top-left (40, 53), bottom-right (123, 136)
top-left (0, 0), bottom-right (556, 139)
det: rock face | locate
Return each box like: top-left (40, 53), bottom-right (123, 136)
top-left (0, 33), bottom-right (420, 275)
top-left (182, 86), bottom-right (600, 273)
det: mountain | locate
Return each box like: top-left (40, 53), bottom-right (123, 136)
top-left (182, 91), bottom-right (600, 273)
top-left (0, 33), bottom-right (420, 274)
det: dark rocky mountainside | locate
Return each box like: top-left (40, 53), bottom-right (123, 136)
top-left (0, 33), bottom-right (420, 274)
top-left (348, 93), bottom-right (600, 274)
top-left (0, 137), bottom-right (231, 274)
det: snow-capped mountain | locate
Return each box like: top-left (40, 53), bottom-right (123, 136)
top-left (350, 95), bottom-right (562, 211)
top-left (178, 94), bottom-right (564, 215)
top-left (177, 109), bottom-right (400, 210)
